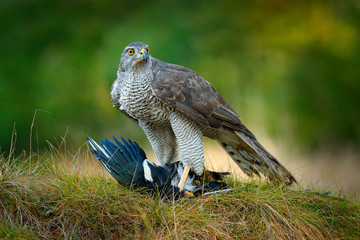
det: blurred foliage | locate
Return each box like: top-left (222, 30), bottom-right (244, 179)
top-left (0, 0), bottom-right (359, 153)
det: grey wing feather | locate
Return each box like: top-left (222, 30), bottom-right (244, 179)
top-left (150, 58), bottom-right (255, 138)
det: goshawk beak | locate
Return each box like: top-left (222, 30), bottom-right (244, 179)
top-left (140, 49), bottom-right (149, 63)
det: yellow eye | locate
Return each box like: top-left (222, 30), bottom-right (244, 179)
top-left (128, 48), bottom-right (134, 55)
top-left (146, 48), bottom-right (149, 53)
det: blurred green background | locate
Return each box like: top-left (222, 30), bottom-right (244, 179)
top-left (1, 0), bottom-right (359, 154)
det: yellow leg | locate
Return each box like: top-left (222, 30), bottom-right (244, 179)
top-left (178, 166), bottom-right (191, 192)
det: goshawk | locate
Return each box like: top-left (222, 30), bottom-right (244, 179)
top-left (110, 42), bottom-right (296, 191)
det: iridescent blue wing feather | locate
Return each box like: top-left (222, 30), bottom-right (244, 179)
top-left (87, 136), bottom-right (146, 187)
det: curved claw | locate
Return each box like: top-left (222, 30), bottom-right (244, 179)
top-left (184, 191), bottom-right (195, 198)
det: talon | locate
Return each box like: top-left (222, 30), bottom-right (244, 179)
top-left (184, 191), bottom-right (194, 197)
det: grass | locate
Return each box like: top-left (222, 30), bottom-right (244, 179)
top-left (1, 145), bottom-right (359, 240)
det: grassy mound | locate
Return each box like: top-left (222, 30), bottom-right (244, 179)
top-left (0, 152), bottom-right (359, 239)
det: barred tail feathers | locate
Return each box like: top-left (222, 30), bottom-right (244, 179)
top-left (218, 131), bottom-right (296, 185)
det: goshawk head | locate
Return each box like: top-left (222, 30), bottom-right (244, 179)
top-left (120, 42), bottom-right (151, 71)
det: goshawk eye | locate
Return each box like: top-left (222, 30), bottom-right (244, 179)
top-left (145, 48), bottom-right (149, 53)
top-left (128, 49), bottom-right (135, 55)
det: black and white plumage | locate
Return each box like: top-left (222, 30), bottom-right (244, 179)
top-left (111, 42), bottom-right (296, 189)
top-left (87, 136), bottom-right (227, 198)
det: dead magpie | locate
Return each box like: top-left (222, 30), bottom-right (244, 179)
top-left (86, 136), bottom-right (228, 198)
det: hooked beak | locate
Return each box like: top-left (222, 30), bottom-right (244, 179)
top-left (140, 49), bottom-right (149, 63)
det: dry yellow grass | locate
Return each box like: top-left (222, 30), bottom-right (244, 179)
top-left (1, 139), bottom-right (360, 239)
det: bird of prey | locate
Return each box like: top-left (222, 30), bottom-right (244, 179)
top-left (87, 136), bottom-right (228, 198)
top-left (110, 42), bottom-right (296, 191)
